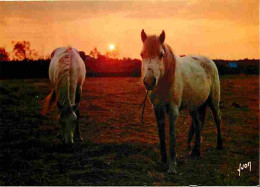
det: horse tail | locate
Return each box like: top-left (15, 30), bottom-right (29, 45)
top-left (210, 60), bottom-right (221, 104)
top-left (41, 90), bottom-right (56, 115)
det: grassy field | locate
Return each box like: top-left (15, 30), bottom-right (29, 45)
top-left (0, 75), bottom-right (259, 185)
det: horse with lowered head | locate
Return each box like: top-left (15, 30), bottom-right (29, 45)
top-left (140, 30), bottom-right (223, 173)
top-left (42, 47), bottom-right (86, 144)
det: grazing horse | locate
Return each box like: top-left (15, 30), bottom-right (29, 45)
top-left (140, 30), bottom-right (223, 173)
top-left (42, 47), bottom-right (86, 144)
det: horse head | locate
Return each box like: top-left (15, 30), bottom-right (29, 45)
top-left (57, 102), bottom-right (78, 144)
top-left (140, 29), bottom-right (166, 90)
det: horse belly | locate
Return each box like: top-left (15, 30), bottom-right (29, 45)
top-left (69, 56), bottom-right (86, 104)
top-left (181, 74), bottom-right (211, 111)
top-left (71, 59), bottom-right (86, 86)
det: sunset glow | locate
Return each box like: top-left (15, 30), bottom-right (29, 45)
top-left (109, 44), bottom-right (115, 51)
top-left (0, 1), bottom-right (258, 60)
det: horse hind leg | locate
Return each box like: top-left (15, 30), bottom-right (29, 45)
top-left (187, 103), bottom-right (207, 149)
top-left (187, 122), bottom-right (194, 150)
top-left (208, 96), bottom-right (223, 149)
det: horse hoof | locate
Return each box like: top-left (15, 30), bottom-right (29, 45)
top-left (56, 134), bottom-right (62, 140)
top-left (216, 139), bottom-right (223, 149)
top-left (167, 162), bottom-right (177, 174)
top-left (75, 135), bottom-right (83, 142)
top-left (78, 135), bottom-right (83, 141)
top-left (167, 168), bottom-right (177, 174)
top-left (188, 150), bottom-right (201, 159)
top-left (216, 145), bottom-right (223, 150)
top-left (161, 163), bottom-right (168, 172)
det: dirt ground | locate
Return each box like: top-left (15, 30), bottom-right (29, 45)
top-left (0, 75), bottom-right (259, 185)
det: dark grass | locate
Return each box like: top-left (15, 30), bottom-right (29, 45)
top-left (0, 75), bottom-right (259, 185)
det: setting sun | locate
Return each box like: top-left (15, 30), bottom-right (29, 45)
top-left (109, 44), bottom-right (115, 51)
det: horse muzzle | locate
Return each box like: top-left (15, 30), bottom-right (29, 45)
top-left (62, 131), bottom-right (74, 145)
top-left (143, 76), bottom-right (156, 90)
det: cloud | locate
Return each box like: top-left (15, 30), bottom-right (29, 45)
top-left (0, 18), bottom-right (7, 26)
top-left (123, 0), bottom-right (258, 26)
top-left (0, 1), bottom-right (258, 26)
top-left (0, 0), bottom-right (258, 59)
top-left (0, 1), bottom-right (132, 23)
top-left (182, 0), bottom-right (258, 25)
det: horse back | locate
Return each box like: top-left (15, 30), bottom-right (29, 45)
top-left (176, 55), bottom-right (219, 110)
top-left (181, 55), bottom-right (218, 77)
top-left (49, 47), bottom-right (86, 87)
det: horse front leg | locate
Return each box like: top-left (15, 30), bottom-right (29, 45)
top-left (154, 104), bottom-right (167, 167)
top-left (74, 108), bottom-right (83, 142)
top-left (166, 104), bottom-right (179, 174)
top-left (74, 86), bottom-right (83, 142)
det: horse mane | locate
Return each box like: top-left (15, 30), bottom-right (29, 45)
top-left (155, 43), bottom-right (176, 99)
top-left (56, 48), bottom-right (72, 106)
top-left (163, 43), bottom-right (176, 83)
top-left (41, 47), bottom-right (72, 115)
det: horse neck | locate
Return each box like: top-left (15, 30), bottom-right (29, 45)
top-left (57, 79), bottom-right (71, 107)
top-left (155, 44), bottom-right (176, 99)
top-left (161, 44), bottom-right (176, 85)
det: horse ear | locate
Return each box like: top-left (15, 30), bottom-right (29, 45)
top-left (141, 29), bottom-right (147, 43)
top-left (51, 49), bottom-right (57, 59)
top-left (159, 30), bottom-right (165, 44)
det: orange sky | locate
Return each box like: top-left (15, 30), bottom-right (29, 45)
top-left (0, 0), bottom-right (259, 60)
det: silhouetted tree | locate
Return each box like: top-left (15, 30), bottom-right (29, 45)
top-left (79, 51), bottom-right (87, 61)
top-left (89, 48), bottom-right (101, 59)
top-left (45, 54), bottom-right (51, 60)
top-left (105, 49), bottom-right (119, 59)
top-left (0, 47), bottom-right (10, 61)
top-left (12, 41), bottom-right (38, 60)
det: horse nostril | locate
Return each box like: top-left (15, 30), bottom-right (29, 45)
top-left (143, 76), bottom-right (156, 89)
top-left (152, 77), bottom-right (156, 86)
top-left (143, 77), bottom-right (147, 86)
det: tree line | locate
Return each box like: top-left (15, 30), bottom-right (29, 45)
top-left (214, 59), bottom-right (259, 75)
top-left (0, 41), bottom-right (119, 61)
top-left (0, 41), bottom-right (258, 79)
top-left (0, 41), bottom-right (142, 78)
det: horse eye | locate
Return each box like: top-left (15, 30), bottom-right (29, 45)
top-left (159, 53), bottom-right (164, 59)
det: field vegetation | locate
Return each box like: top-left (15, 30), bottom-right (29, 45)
top-left (0, 75), bottom-right (258, 185)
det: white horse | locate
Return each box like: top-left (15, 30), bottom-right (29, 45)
top-left (140, 30), bottom-right (223, 173)
top-left (42, 47), bottom-right (86, 144)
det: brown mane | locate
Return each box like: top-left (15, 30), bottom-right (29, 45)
top-left (163, 44), bottom-right (176, 82)
top-left (157, 43), bottom-right (176, 100)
